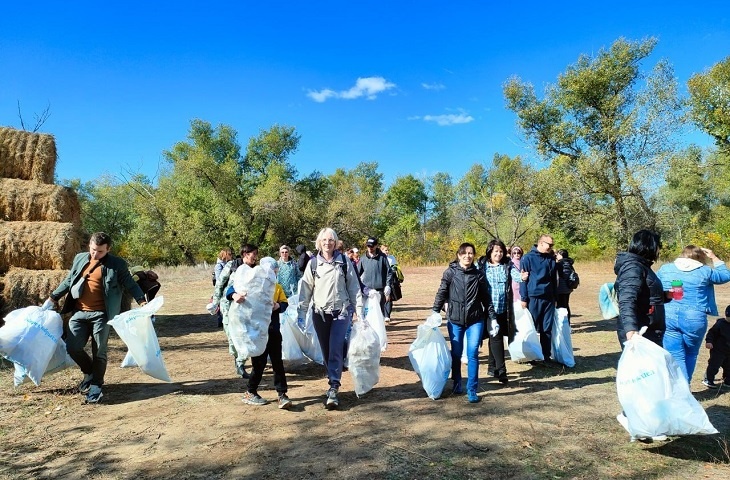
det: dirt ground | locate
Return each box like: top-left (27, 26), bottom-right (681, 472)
top-left (1, 262), bottom-right (730, 480)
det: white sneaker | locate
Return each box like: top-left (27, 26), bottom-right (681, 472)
top-left (384, 317), bottom-right (390, 324)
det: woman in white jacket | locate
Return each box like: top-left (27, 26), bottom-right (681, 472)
top-left (298, 227), bottom-right (363, 410)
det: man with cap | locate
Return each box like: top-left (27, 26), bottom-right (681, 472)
top-left (357, 236), bottom-right (394, 319)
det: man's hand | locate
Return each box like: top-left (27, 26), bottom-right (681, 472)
top-left (706, 342), bottom-right (714, 350)
top-left (520, 301), bottom-right (528, 309)
top-left (626, 330), bottom-right (636, 340)
top-left (520, 270), bottom-right (529, 281)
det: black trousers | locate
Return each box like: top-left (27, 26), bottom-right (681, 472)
top-left (487, 311), bottom-right (509, 379)
top-left (247, 326), bottom-right (287, 395)
top-left (706, 348), bottom-right (730, 383)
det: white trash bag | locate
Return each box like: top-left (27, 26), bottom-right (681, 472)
top-left (348, 319), bottom-right (381, 397)
top-left (1, 301), bottom-right (63, 386)
top-left (364, 290), bottom-right (387, 352)
top-left (508, 302), bottom-right (543, 363)
top-left (551, 307), bottom-right (575, 367)
top-left (279, 295), bottom-right (309, 367)
top-left (228, 264), bottom-right (276, 359)
top-left (108, 296), bottom-right (171, 382)
top-left (13, 336), bottom-right (77, 386)
top-left (616, 328), bottom-right (717, 438)
top-left (409, 312), bottom-right (452, 400)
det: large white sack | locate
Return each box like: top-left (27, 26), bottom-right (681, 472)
top-left (1, 302), bottom-right (63, 386)
top-left (279, 295), bottom-right (309, 366)
top-left (108, 296), bottom-right (170, 382)
top-left (616, 329), bottom-right (717, 438)
top-left (551, 308), bottom-right (575, 367)
top-left (508, 302), bottom-right (543, 363)
top-left (348, 319), bottom-right (381, 396)
top-left (228, 264), bottom-right (276, 359)
top-left (13, 337), bottom-right (77, 386)
top-left (364, 290), bottom-right (387, 352)
top-left (408, 312), bottom-right (451, 400)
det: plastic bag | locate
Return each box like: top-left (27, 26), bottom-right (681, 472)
top-left (0, 302), bottom-right (63, 386)
top-left (408, 312), bottom-right (451, 400)
top-left (599, 282), bottom-right (620, 320)
top-left (616, 329), bottom-right (717, 438)
top-left (107, 296), bottom-right (171, 382)
top-left (348, 319), bottom-right (381, 397)
top-left (508, 302), bottom-right (543, 363)
top-left (279, 295), bottom-right (309, 366)
top-left (551, 307), bottom-right (575, 367)
top-left (228, 264), bottom-right (276, 359)
top-left (13, 337), bottom-right (77, 386)
top-left (364, 290), bottom-right (387, 352)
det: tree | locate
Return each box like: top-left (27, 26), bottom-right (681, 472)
top-left (504, 37), bottom-right (685, 247)
top-left (687, 56), bottom-right (730, 154)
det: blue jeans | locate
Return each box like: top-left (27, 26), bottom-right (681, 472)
top-left (447, 320), bottom-right (484, 394)
top-left (312, 309), bottom-right (351, 389)
top-left (662, 304), bottom-right (707, 382)
top-left (66, 310), bottom-right (109, 387)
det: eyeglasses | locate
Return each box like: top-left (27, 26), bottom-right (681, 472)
top-left (543, 241), bottom-right (554, 248)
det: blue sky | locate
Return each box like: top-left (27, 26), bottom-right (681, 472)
top-left (1, 2), bottom-right (728, 187)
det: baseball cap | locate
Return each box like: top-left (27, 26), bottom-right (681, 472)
top-left (366, 237), bottom-right (378, 247)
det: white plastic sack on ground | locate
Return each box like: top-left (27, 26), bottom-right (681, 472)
top-left (348, 319), bottom-right (381, 397)
top-left (408, 312), bottom-right (452, 400)
top-left (279, 295), bottom-right (309, 366)
top-left (13, 337), bottom-right (77, 386)
top-left (598, 282), bottom-right (620, 320)
top-left (551, 308), bottom-right (575, 367)
top-left (508, 302), bottom-right (543, 363)
top-left (364, 290), bottom-right (387, 352)
top-left (1, 303), bottom-right (63, 386)
top-left (616, 329), bottom-right (717, 438)
top-left (228, 264), bottom-right (276, 359)
top-left (108, 296), bottom-right (171, 382)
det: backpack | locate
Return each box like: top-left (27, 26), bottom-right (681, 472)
top-left (392, 264), bottom-right (405, 283)
top-left (568, 270), bottom-right (580, 289)
top-left (310, 251), bottom-right (348, 279)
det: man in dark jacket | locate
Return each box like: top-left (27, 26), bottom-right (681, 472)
top-left (49, 232), bottom-right (146, 404)
top-left (357, 236), bottom-right (393, 318)
top-left (519, 234), bottom-right (559, 363)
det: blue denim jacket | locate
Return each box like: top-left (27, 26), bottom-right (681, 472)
top-left (657, 260), bottom-right (730, 315)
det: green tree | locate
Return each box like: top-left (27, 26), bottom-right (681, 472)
top-left (504, 37), bottom-right (685, 247)
top-left (687, 56), bottom-right (730, 154)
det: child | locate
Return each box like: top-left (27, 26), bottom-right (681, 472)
top-left (702, 304), bottom-right (730, 389)
top-left (227, 257), bottom-right (293, 408)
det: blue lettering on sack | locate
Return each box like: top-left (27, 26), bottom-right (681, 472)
top-left (618, 369), bottom-right (656, 385)
top-left (25, 319), bottom-right (58, 342)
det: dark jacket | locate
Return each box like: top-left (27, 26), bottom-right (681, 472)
top-left (614, 251), bottom-right (667, 336)
top-left (51, 252), bottom-right (145, 321)
top-left (296, 245), bottom-right (310, 274)
top-left (557, 257), bottom-right (576, 295)
top-left (433, 261), bottom-right (496, 327)
top-left (519, 246), bottom-right (558, 302)
top-left (357, 248), bottom-right (393, 291)
top-left (706, 317), bottom-right (730, 353)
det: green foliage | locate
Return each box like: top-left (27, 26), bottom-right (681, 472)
top-left (688, 56), bottom-right (730, 153)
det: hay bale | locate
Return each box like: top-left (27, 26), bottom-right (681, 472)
top-left (0, 178), bottom-right (81, 225)
top-left (0, 127), bottom-right (57, 184)
top-left (0, 221), bottom-right (83, 271)
top-left (0, 268), bottom-right (68, 316)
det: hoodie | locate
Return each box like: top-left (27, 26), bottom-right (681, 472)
top-left (656, 257), bottom-right (730, 315)
top-left (519, 246), bottom-right (558, 302)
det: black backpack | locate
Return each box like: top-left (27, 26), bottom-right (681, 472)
top-left (310, 251), bottom-right (348, 278)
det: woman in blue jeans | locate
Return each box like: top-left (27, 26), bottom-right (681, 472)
top-left (657, 245), bottom-right (730, 383)
top-left (433, 242), bottom-right (497, 403)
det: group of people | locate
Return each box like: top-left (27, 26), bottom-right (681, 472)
top-left (614, 230), bottom-right (730, 389)
top-left (432, 234), bottom-right (579, 403)
top-left (206, 230), bottom-right (402, 410)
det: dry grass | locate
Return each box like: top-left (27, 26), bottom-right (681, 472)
top-left (0, 127), bottom-right (56, 184)
top-left (0, 268), bottom-right (68, 316)
top-left (0, 221), bottom-right (82, 271)
top-left (0, 262), bottom-right (728, 480)
top-left (0, 179), bottom-right (81, 225)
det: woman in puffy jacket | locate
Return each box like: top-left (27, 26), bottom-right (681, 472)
top-left (614, 230), bottom-right (669, 348)
top-left (657, 245), bottom-right (730, 382)
top-left (433, 242), bottom-right (497, 403)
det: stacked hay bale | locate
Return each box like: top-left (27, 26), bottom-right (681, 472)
top-left (0, 126), bottom-right (83, 316)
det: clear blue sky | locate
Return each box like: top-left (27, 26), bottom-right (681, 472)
top-left (1, 1), bottom-right (727, 186)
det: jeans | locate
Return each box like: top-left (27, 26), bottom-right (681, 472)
top-left (312, 309), bottom-right (351, 389)
top-left (527, 297), bottom-right (555, 361)
top-left (65, 310), bottom-right (109, 387)
top-left (447, 320), bottom-right (484, 394)
top-left (662, 304), bottom-right (707, 382)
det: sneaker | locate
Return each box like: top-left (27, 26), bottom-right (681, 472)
top-left (325, 388), bottom-right (339, 410)
top-left (487, 368), bottom-right (495, 377)
top-left (637, 435), bottom-right (668, 443)
top-left (242, 391), bottom-right (267, 406)
top-left (384, 317), bottom-right (390, 324)
top-left (498, 376), bottom-right (509, 385)
top-left (703, 378), bottom-right (719, 389)
top-left (278, 394), bottom-right (292, 410)
top-left (85, 385), bottom-right (103, 404)
top-left (467, 390), bottom-right (481, 403)
top-left (452, 380), bottom-right (463, 395)
top-left (79, 374), bottom-right (93, 394)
